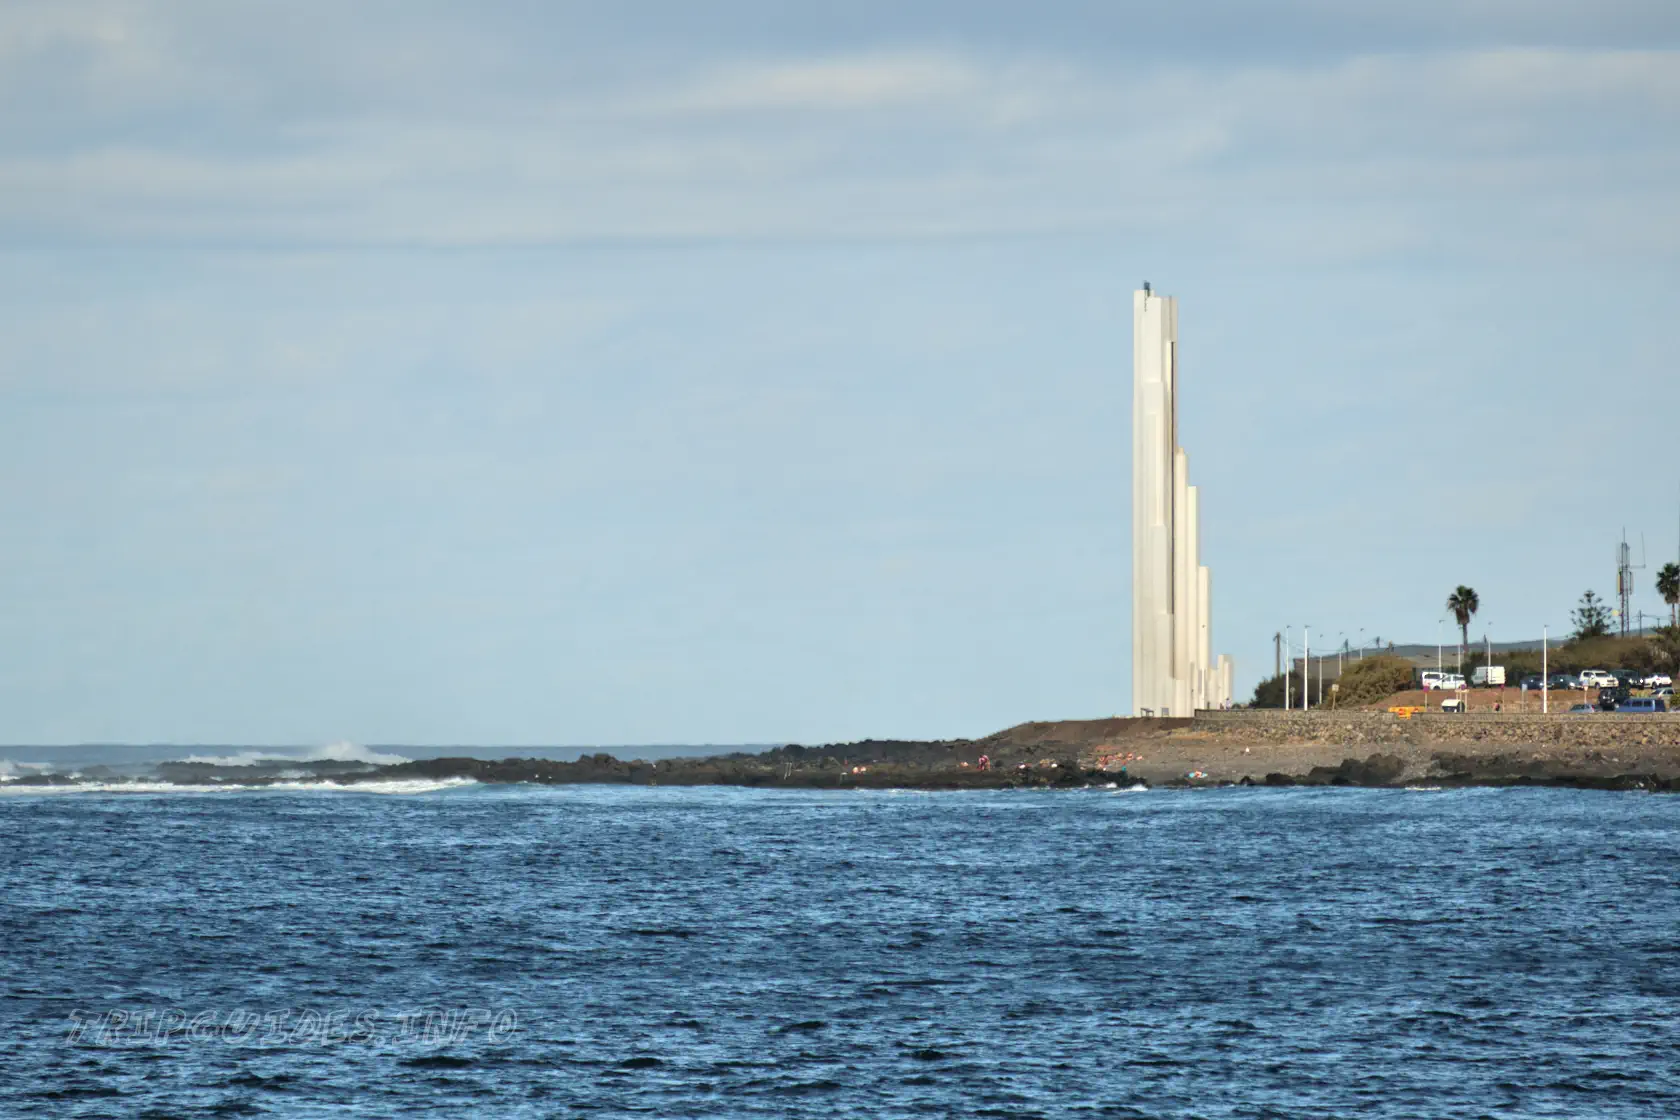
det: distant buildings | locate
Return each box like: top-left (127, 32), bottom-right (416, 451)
top-left (1132, 286), bottom-right (1233, 715)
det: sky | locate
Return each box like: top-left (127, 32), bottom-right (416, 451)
top-left (2, 1), bottom-right (1678, 745)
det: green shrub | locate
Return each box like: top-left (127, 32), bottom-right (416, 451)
top-left (1331, 655), bottom-right (1418, 707)
top-left (1248, 673), bottom-right (1290, 708)
top-left (1248, 674), bottom-right (1279, 708)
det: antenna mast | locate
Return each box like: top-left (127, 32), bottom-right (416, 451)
top-left (1616, 529), bottom-right (1646, 638)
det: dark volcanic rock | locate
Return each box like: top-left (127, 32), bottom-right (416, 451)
top-left (347, 748), bottom-right (1124, 792)
top-left (1299, 753), bottom-right (1407, 787)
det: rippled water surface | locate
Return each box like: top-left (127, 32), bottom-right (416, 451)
top-left (4, 785), bottom-right (1678, 1117)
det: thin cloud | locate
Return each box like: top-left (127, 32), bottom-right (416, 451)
top-left (0, 7), bottom-right (1674, 259)
top-left (667, 53), bottom-right (980, 112)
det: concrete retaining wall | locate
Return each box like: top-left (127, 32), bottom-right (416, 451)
top-left (1191, 709), bottom-right (1680, 747)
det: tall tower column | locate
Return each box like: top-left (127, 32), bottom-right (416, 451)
top-left (1132, 288), bottom-right (1174, 715)
top-left (1131, 285), bottom-right (1232, 716)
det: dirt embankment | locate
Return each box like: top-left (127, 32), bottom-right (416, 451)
top-left (1052, 713), bottom-right (1680, 789)
top-left (1094, 731), bottom-right (1680, 790)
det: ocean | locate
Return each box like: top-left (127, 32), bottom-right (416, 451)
top-left (3, 782), bottom-right (1677, 1117)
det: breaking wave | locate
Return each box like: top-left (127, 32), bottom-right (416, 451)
top-left (179, 742), bottom-right (411, 767)
top-left (0, 760), bottom-right (57, 783)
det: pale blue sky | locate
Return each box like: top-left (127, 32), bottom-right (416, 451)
top-left (3, 1), bottom-right (1677, 744)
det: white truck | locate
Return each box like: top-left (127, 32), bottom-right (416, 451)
top-left (1472, 665), bottom-right (1506, 687)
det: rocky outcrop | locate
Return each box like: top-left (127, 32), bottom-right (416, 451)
top-left (372, 748), bottom-right (1118, 791)
top-left (1242, 753), bottom-right (1407, 787)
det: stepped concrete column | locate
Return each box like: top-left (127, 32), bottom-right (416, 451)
top-left (1131, 286), bottom-right (1232, 716)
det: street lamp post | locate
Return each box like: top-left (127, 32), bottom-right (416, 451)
top-left (1437, 619), bottom-right (1445, 710)
top-left (1304, 626), bottom-right (1311, 711)
top-left (1542, 625), bottom-right (1549, 715)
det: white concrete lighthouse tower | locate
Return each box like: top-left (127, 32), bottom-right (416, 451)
top-left (1132, 285), bottom-right (1232, 715)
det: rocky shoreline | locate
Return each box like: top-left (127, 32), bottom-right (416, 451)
top-left (365, 713), bottom-right (1680, 792)
top-left (9, 716), bottom-right (1680, 792)
top-left (358, 745), bottom-right (1680, 792)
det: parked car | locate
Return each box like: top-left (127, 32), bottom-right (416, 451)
top-left (1566, 703), bottom-right (1597, 714)
top-left (1654, 686), bottom-right (1674, 698)
top-left (1420, 671), bottom-right (1464, 691)
top-left (1618, 696), bottom-right (1668, 713)
top-left (1597, 686), bottom-right (1631, 712)
top-left (1643, 673), bottom-right (1673, 688)
top-left (1609, 669), bottom-right (1646, 688)
top-left (1579, 669), bottom-right (1618, 689)
top-left (1519, 674), bottom-right (1545, 691)
top-left (1549, 673), bottom-right (1581, 690)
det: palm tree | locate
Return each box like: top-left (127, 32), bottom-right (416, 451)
top-left (1658, 562), bottom-right (1680, 628)
top-left (1446, 586), bottom-right (1479, 654)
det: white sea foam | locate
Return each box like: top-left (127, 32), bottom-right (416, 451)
top-left (0, 781), bottom-right (240, 796)
top-left (0, 777), bottom-right (477, 796)
top-left (179, 742), bottom-right (411, 767)
top-left (265, 778), bottom-right (478, 795)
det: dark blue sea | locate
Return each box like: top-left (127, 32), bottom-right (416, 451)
top-left (3, 783), bottom-right (1677, 1118)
